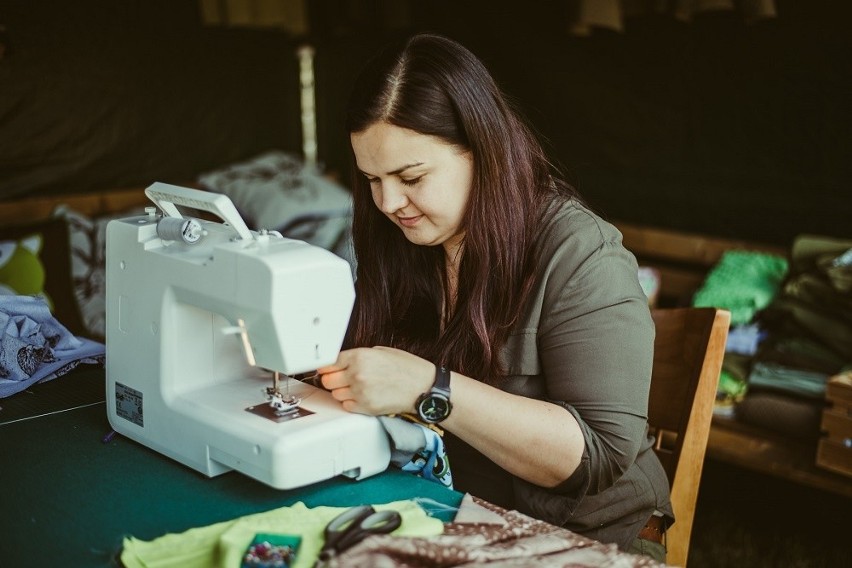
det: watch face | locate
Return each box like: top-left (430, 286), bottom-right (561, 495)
top-left (418, 394), bottom-right (451, 423)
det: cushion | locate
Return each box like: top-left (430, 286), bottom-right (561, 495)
top-left (53, 205), bottom-right (146, 342)
top-left (197, 150), bottom-right (353, 253)
top-left (0, 217), bottom-right (87, 337)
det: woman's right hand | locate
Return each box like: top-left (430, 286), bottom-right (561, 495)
top-left (317, 346), bottom-right (435, 416)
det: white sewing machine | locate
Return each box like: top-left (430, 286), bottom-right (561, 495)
top-left (105, 183), bottom-right (390, 490)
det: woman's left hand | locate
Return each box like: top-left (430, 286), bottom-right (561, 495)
top-left (317, 346), bottom-right (435, 415)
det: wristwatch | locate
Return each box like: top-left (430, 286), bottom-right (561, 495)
top-left (415, 365), bottom-right (453, 424)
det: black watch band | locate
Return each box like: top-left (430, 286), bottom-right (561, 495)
top-left (415, 365), bottom-right (453, 424)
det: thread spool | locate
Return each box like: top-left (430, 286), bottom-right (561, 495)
top-left (156, 217), bottom-right (203, 244)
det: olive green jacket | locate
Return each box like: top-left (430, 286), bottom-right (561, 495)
top-left (447, 197), bottom-right (673, 550)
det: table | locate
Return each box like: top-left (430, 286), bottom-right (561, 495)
top-left (0, 368), bottom-right (462, 568)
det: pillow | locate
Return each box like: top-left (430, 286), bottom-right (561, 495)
top-left (54, 205), bottom-right (146, 341)
top-left (197, 151), bottom-right (353, 253)
top-left (0, 217), bottom-right (87, 337)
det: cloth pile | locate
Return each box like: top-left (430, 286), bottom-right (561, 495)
top-left (696, 235), bottom-right (852, 439)
top-left (0, 295), bottom-right (104, 398)
top-left (742, 235), bottom-right (852, 440)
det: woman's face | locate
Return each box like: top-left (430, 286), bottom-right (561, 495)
top-left (351, 121), bottom-right (473, 259)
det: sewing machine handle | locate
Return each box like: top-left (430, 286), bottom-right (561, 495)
top-left (144, 182), bottom-right (254, 241)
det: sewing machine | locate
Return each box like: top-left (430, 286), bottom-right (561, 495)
top-left (105, 183), bottom-right (390, 490)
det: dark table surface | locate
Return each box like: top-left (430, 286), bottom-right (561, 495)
top-left (0, 367), bottom-right (462, 568)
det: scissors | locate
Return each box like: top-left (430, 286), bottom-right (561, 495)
top-left (314, 505), bottom-right (402, 566)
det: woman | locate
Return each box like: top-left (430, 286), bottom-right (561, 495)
top-left (318, 33), bottom-right (672, 560)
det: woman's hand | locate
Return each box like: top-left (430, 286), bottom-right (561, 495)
top-left (317, 346), bottom-right (435, 416)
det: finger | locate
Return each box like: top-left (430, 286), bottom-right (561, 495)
top-left (316, 360), bottom-right (345, 374)
top-left (320, 370), bottom-right (348, 390)
top-left (317, 349), bottom-right (358, 375)
top-left (329, 387), bottom-right (355, 403)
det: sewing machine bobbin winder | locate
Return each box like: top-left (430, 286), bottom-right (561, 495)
top-left (105, 183), bottom-right (390, 490)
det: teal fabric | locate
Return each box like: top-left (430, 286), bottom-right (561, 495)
top-left (693, 250), bottom-right (789, 326)
top-left (747, 361), bottom-right (830, 400)
top-left (0, 369), bottom-right (462, 568)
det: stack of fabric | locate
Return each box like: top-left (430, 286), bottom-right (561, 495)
top-left (746, 235), bottom-right (852, 441)
top-left (694, 235), bottom-right (852, 441)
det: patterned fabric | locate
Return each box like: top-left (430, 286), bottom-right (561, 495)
top-left (378, 415), bottom-right (453, 489)
top-left (326, 494), bottom-right (671, 567)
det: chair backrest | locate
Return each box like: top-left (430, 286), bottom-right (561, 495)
top-left (648, 307), bottom-right (730, 567)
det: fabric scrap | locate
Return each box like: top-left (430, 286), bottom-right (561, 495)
top-left (378, 415), bottom-right (453, 489)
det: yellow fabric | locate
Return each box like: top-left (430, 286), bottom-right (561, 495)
top-left (120, 499), bottom-right (443, 568)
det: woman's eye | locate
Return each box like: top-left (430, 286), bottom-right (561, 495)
top-left (400, 176), bottom-right (422, 187)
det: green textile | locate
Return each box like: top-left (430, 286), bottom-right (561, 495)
top-left (121, 499), bottom-right (443, 568)
top-left (759, 334), bottom-right (848, 375)
top-left (715, 352), bottom-right (751, 415)
top-left (747, 361), bottom-right (830, 400)
top-left (718, 368), bottom-right (748, 401)
top-left (693, 250), bottom-right (788, 326)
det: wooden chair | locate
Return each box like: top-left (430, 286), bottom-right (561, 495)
top-left (648, 307), bottom-right (731, 567)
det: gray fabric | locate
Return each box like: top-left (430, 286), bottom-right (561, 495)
top-left (377, 415), bottom-right (428, 466)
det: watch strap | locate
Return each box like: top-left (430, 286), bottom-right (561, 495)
top-left (433, 365), bottom-right (451, 395)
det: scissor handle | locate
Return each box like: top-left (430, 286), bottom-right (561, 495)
top-left (324, 505), bottom-right (375, 539)
top-left (321, 507), bottom-right (402, 561)
top-left (360, 510), bottom-right (402, 534)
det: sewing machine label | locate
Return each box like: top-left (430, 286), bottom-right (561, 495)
top-left (115, 382), bottom-right (144, 427)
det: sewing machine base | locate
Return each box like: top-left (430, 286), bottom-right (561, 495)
top-left (108, 376), bottom-right (391, 490)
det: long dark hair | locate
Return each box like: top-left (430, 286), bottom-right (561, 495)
top-left (345, 33), bottom-right (577, 383)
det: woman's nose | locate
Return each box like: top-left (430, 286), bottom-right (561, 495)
top-left (378, 181), bottom-right (409, 213)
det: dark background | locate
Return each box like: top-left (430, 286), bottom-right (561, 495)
top-left (1, 0), bottom-right (850, 247)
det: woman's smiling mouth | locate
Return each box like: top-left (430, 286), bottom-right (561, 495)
top-left (398, 215), bottom-right (423, 227)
